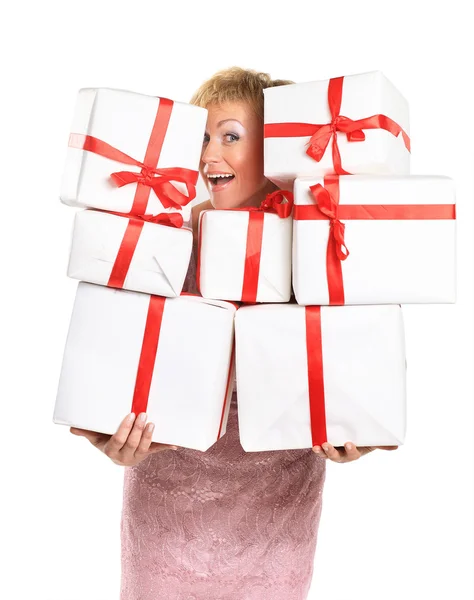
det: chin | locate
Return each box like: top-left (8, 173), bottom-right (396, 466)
top-left (210, 195), bottom-right (241, 210)
top-left (211, 192), bottom-right (259, 211)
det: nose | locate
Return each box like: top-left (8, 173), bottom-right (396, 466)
top-left (201, 136), bottom-right (221, 165)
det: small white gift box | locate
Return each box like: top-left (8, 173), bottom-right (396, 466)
top-left (67, 209), bottom-right (192, 297)
top-left (235, 303), bottom-right (406, 451)
top-left (197, 192), bottom-right (293, 303)
top-left (54, 283), bottom-right (236, 452)
top-left (264, 71), bottom-right (410, 189)
top-left (293, 175), bottom-right (456, 305)
top-left (60, 88), bottom-right (207, 221)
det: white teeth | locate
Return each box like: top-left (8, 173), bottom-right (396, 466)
top-left (207, 173), bottom-right (234, 179)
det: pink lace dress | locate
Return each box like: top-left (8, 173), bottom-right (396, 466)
top-left (120, 248), bottom-right (326, 600)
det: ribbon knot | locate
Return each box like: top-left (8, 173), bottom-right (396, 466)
top-left (331, 115), bottom-right (342, 133)
top-left (108, 164), bottom-right (197, 211)
top-left (309, 183), bottom-right (349, 261)
top-left (306, 114), bottom-right (366, 170)
top-left (139, 166), bottom-right (157, 183)
top-left (259, 190), bottom-right (294, 218)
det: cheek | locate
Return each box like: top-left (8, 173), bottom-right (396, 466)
top-left (199, 164), bottom-right (209, 188)
top-left (232, 141), bottom-right (264, 184)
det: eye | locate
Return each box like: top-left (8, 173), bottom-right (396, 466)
top-left (225, 133), bottom-right (239, 142)
top-left (203, 133), bottom-right (210, 144)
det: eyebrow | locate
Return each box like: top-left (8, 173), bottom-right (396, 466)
top-left (217, 119), bottom-right (243, 127)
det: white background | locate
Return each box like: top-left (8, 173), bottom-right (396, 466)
top-left (1, 1), bottom-right (473, 599)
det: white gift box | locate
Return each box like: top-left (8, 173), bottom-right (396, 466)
top-left (264, 71), bottom-right (410, 189)
top-left (198, 209), bottom-right (292, 302)
top-left (235, 304), bottom-right (406, 451)
top-left (60, 88), bottom-right (208, 221)
top-left (54, 283), bottom-right (236, 452)
top-left (67, 210), bottom-right (193, 297)
top-left (293, 175), bottom-right (456, 305)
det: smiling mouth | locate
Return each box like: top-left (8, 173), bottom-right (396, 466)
top-left (207, 174), bottom-right (235, 188)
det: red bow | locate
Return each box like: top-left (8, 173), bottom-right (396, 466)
top-left (306, 77), bottom-right (410, 174)
top-left (69, 133), bottom-right (198, 211)
top-left (309, 183), bottom-right (349, 261)
top-left (264, 76), bottom-right (411, 175)
top-left (110, 166), bottom-right (197, 211)
top-left (259, 190), bottom-right (294, 217)
top-left (234, 190), bottom-right (294, 217)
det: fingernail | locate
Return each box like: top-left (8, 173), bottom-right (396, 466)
top-left (323, 444), bottom-right (330, 451)
top-left (313, 446), bottom-right (321, 453)
top-left (139, 413), bottom-right (147, 423)
top-left (128, 413), bottom-right (135, 422)
top-left (346, 443), bottom-right (353, 451)
top-left (171, 446), bottom-right (179, 451)
top-left (147, 423), bottom-right (155, 433)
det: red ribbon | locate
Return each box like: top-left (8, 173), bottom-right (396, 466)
top-left (293, 176), bottom-right (456, 304)
top-left (131, 295), bottom-right (166, 416)
top-left (132, 293), bottom-right (237, 442)
top-left (264, 76), bottom-right (411, 175)
top-left (305, 306), bottom-right (328, 447)
top-left (241, 211), bottom-right (266, 303)
top-left (102, 210), bottom-right (184, 290)
top-left (238, 190), bottom-right (294, 302)
top-left (68, 97), bottom-right (198, 213)
top-left (197, 190), bottom-right (294, 301)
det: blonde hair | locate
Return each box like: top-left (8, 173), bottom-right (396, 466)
top-left (190, 66), bottom-right (294, 119)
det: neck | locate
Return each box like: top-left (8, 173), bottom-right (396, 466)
top-left (243, 179), bottom-right (279, 208)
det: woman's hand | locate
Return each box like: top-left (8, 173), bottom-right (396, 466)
top-left (70, 412), bottom-right (180, 467)
top-left (312, 442), bottom-right (398, 463)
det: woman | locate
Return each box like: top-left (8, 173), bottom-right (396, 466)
top-left (71, 67), bottom-right (397, 600)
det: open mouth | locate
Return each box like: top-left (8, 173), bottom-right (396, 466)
top-left (207, 173), bottom-right (235, 189)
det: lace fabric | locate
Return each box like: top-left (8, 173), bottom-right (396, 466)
top-left (120, 247), bottom-right (326, 600)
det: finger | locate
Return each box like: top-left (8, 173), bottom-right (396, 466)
top-left (70, 427), bottom-right (90, 437)
top-left (70, 427), bottom-right (107, 446)
top-left (312, 445), bottom-right (327, 458)
top-left (343, 442), bottom-right (361, 461)
top-left (135, 422), bottom-right (155, 456)
top-left (104, 413), bottom-right (136, 456)
top-left (322, 443), bottom-right (342, 462)
top-left (377, 446), bottom-right (399, 451)
top-left (148, 442), bottom-right (180, 454)
top-left (119, 412), bottom-right (148, 459)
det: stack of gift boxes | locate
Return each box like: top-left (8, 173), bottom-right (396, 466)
top-left (54, 88), bottom-right (238, 452)
top-left (54, 72), bottom-right (456, 453)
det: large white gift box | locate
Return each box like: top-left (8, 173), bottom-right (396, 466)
top-left (54, 283), bottom-right (236, 452)
top-left (235, 304), bottom-right (407, 451)
top-left (293, 175), bottom-right (456, 306)
top-left (197, 202), bottom-right (293, 303)
top-left (60, 88), bottom-right (207, 221)
top-left (67, 209), bottom-right (192, 297)
top-left (264, 71), bottom-right (410, 189)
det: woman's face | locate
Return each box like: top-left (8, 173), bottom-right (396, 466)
top-left (200, 100), bottom-right (270, 209)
